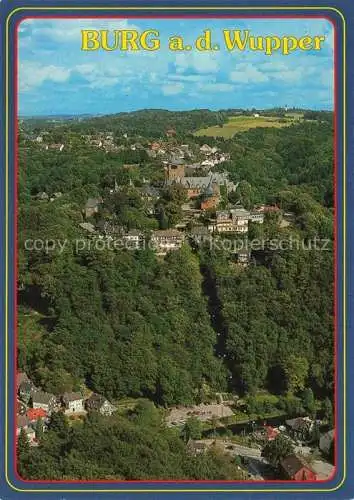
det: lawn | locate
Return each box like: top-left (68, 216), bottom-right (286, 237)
top-left (194, 114), bottom-right (298, 138)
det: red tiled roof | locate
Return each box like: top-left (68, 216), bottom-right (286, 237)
top-left (280, 455), bottom-right (316, 477)
top-left (27, 408), bottom-right (47, 421)
top-left (265, 426), bottom-right (280, 440)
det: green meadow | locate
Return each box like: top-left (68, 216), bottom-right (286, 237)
top-left (194, 113), bottom-right (304, 138)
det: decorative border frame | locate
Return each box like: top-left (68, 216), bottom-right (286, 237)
top-left (4, 5), bottom-right (346, 495)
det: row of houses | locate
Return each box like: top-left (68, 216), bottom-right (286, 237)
top-left (198, 144), bottom-right (231, 165)
top-left (79, 223), bottom-right (253, 265)
top-left (81, 203), bottom-right (281, 258)
top-left (79, 224), bottom-right (185, 256)
top-left (148, 140), bottom-right (230, 166)
top-left (29, 128), bottom-right (231, 169)
top-left (78, 134), bottom-right (229, 165)
top-left (17, 373), bottom-right (117, 444)
top-left (149, 142), bottom-right (194, 162)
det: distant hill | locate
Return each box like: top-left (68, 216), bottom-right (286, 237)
top-left (19, 108), bottom-right (333, 139)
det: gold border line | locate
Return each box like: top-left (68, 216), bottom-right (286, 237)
top-left (5, 5), bottom-right (346, 494)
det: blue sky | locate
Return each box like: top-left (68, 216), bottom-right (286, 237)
top-left (18, 18), bottom-right (334, 115)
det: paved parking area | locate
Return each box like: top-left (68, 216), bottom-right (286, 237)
top-left (166, 403), bottom-right (234, 426)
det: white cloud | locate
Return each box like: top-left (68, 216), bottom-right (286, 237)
top-left (175, 52), bottom-right (219, 74)
top-left (274, 69), bottom-right (307, 83)
top-left (161, 83), bottom-right (184, 95)
top-left (18, 18), bottom-right (334, 111)
top-left (168, 74), bottom-right (215, 83)
top-left (230, 63), bottom-right (269, 84)
top-left (74, 61), bottom-right (134, 88)
top-left (259, 61), bottom-right (288, 73)
top-left (19, 61), bottom-right (71, 91)
top-left (24, 19), bottom-right (140, 43)
top-left (257, 59), bottom-right (331, 86)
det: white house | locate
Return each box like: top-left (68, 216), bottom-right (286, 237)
top-left (250, 212), bottom-right (265, 224)
top-left (63, 392), bottom-right (85, 414)
top-left (86, 393), bottom-right (117, 416)
top-left (150, 230), bottom-right (185, 255)
top-left (122, 230), bottom-right (143, 250)
top-left (31, 391), bottom-right (56, 414)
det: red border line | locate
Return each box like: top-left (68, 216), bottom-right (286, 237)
top-left (13, 13), bottom-right (338, 486)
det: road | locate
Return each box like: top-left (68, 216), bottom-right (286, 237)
top-left (223, 442), bottom-right (262, 458)
top-left (221, 441), bottom-right (270, 480)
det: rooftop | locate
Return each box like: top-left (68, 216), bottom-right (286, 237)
top-left (152, 229), bottom-right (184, 238)
top-left (63, 392), bottom-right (83, 402)
top-left (85, 198), bottom-right (102, 209)
top-left (280, 455), bottom-right (314, 476)
top-left (79, 222), bottom-right (96, 233)
top-left (27, 408), bottom-right (47, 421)
top-left (230, 208), bottom-right (251, 217)
top-left (32, 391), bottom-right (55, 405)
top-left (125, 229), bottom-right (143, 237)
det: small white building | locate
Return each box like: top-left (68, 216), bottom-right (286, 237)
top-left (250, 212), bottom-right (265, 224)
top-left (63, 392), bottom-right (85, 414)
top-left (200, 144), bottom-right (213, 155)
top-left (122, 230), bottom-right (144, 250)
top-left (86, 393), bottom-right (117, 416)
top-left (31, 391), bottom-right (56, 414)
top-left (150, 230), bottom-right (185, 255)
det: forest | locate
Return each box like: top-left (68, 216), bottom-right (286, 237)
top-left (17, 109), bottom-right (334, 479)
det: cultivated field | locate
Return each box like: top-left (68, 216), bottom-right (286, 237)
top-left (194, 114), bottom-right (303, 138)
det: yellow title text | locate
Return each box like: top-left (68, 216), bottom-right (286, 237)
top-left (81, 29), bottom-right (326, 56)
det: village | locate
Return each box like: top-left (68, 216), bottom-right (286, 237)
top-left (78, 140), bottom-right (294, 260)
top-left (28, 129), bottom-right (295, 263)
top-left (17, 369), bottom-right (334, 481)
top-left (17, 371), bottom-right (117, 442)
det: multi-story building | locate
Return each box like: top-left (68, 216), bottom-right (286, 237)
top-left (62, 392), bottom-right (85, 415)
top-left (230, 208), bottom-right (251, 233)
top-left (150, 230), bottom-right (185, 255)
top-left (210, 208), bottom-right (251, 233)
